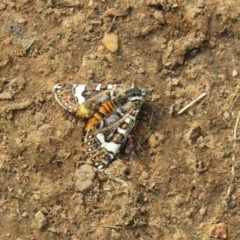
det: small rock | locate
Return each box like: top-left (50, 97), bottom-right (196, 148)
top-left (48, 227), bottom-right (59, 234)
top-left (21, 211), bottom-right (28, 218)
top-left (38, 124), bottom-right (55, 136)
top-left (153, 11), bottom-right (165, 24)
top-left (71, 193), bottom-right (84, 204)
top-left (0, 3), bottom-right (6, 10)
top-left (34, 211), bottom-right (47, 229)
top-left (102, 32), bottom-right (119, 53)
top-left (34, 112), bottom-right (47, 123)
top-left (52, 205), bottom-right (63, 215)
top-left (76, 164), bottom-right (95, 180)
top-left (17, 189), bottom-right (23, 195)
top-left (170, 165), bottom-right (177, 170)
top-left (105, 53), bottom-right (114, 63)
top-left (185, 207), bottom-right (194, 218)
top-left (75, 179), bottom-right (94, 194)
top-left (17, 18), bottom-right (27, 24)
top-left (88, 0), bottom-right (93, 6)
top-left (104, 8), bottom-right (131, 17)
top-left (33, 193), bottom-right (41, 200)
top-left (228, 201), bottom-right (236, 209)
top-left (140, 171), bottom-right (149, 180)
top-left (223, 111), bottom-right (230, 119)
top-left (151, 93), bottom-right (161, 102)
top-left (21, 163), bottom-right (28, 170)
top-left (148, 133), bottom-right (163, 148)
top-left (0, 91), bottom-right (13, 100)
top-left (172, 78), bottom-right (180, 86)
top-left (148, 134), bottom-right (159, 148)
top-left (75, 164), bottom-right (96, 194)
top-left (7, 2), bottom-right (16, 8)
top-left (209, 223), bottom-right (227, 239)
top-left (232, 69), bottom-right (238, 77)
top-left (21, 34), bottom-right (35, 51)
top-left (15, 137), bottom-right (23, 147)
top-left (40, 207), bottom-right (48, 214)
top-left (54, 0), bottom-right (83, 7)
top-left (199, 206), bottom-right (207, 216)
top-left (97, 45), bottom-right (105, 52)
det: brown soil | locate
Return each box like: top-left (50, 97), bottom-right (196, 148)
top-left (1, 0), bottom-right (240, 239)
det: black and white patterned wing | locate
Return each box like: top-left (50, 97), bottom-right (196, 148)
top-left (53, 83), bottom-right (123, 117)
top-left (85, 103), bottom-right (141, 170)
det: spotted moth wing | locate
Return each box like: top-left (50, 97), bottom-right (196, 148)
top-left (84, 102), bottom-right (141, 169)
top-left (53, 83), bottom-right (126, 118)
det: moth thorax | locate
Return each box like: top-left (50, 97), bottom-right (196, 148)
top-left (128, 96), bottom-right (144, 102)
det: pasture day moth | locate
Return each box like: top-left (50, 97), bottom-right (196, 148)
top-left (53, 83), bottom-right (146, 170)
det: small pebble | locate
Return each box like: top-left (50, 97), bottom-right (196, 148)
top-left (75, 164), bottom-right (96, 194)
top-left (76, 164), bottom-right (95, 180)
top-left (199, 206), bottom-right (207, 216)
top-left (33, 193), bottom-right (41, 200)
top-left (102, 32), bottom-right (119, 53)
top-left (153, 11), bottom-right (165, 24)
top-left (232, 69), bottom-right (238, 77)
top-left (148, 134), bottom-right (159, 148)
top-left (15, 137), bottom-right (23, 146)
top-left (96, 46), bottom-right (104, 54)
top-left (228, 201), bottom-right (236, 209)
top-left (223, 111), bottom-right (230, 119)
top-left (185, 208), bottom-right (194, 218)
top-left (38, 124), bottom-right (55, 136)
top-left (75, 179), bottom-right (94, 194)
top-left (88, 0), bottom-right (93, 6)
top-left (17, 189), bottom-right (23, 195)
top-left (172, 78), bottom-right (180, 86)
top-left (48, 227), bottom-right (58, 233)
top-left (34, 112), bottom-right (47, 123)
top-left (140, 171), bottom-right (149, 180)
top-left (21, 164), bottom-right (28, 170)
top-left (57, 0), bottom-right (82, 7)
top-left (148, 133), bottom-right (164, 148)
top-left (17, 18), bottom-right (27, 24)
top-left (2, 135), bottom-right (8, 141)
top-left (0, 91), bottom-right (13, 100)
top-left (34, 211), bottom-right (47, 229)
top-left (209, 223), bottom-right (227, 239)
top-left (40, 207), bottom-right (48, 214)
top-left (22, 211), bottom-right (28, 218)
top-left (52, 205), bottom-right (63, 215)
top-left (21, 35), bottom-right (35, 51)
top-left (0, 3), bottom-right (6, 10)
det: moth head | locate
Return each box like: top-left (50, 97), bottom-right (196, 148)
top-left (126, 85), bottom-right (146, 102)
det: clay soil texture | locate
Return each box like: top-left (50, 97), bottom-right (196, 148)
top-left (1, 0), bottom-right (240, 239)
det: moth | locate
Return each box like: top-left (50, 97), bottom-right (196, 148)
top-left (53, 83), bottom-right (146, 170)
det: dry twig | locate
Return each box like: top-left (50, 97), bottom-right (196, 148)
top-left (101, 225), bottom-right (123, 230)
top-left (229, 92), bottom-right (240, 112)
top-left (107, 16), bottom-right (116, 33)
top-left (178, 92), bottom-right (207, 115)
top-left (128, 66), bottom-right (142, 74)
top-left (227, 110), bottom-right (240, 198)
top-left (104, 171), bottom-right (128, 186)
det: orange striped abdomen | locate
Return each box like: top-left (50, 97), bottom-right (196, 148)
top-left (84, 100), bottom-right (115, 131)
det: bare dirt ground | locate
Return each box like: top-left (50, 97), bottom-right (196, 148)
top-left (1, 0), bottom-right (240, 239)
